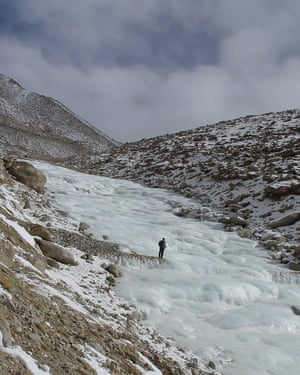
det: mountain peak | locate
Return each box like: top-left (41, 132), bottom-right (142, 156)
top-left (0, 73), bottom-right (119, 161)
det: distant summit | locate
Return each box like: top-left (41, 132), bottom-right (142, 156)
top-left (0, 73), bottom-right (119, 161)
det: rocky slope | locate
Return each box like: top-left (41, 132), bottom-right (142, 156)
top-left (0, 73), bottom-right (118, 161)
top-left (66, 110), bottom-right (299, 267)
top-left (0, 159), bottom-right (218, 375)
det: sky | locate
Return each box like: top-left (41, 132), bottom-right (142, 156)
top-left (1, 0), bottom-right (300, 142)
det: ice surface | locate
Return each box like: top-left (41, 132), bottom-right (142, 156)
top-left (34, 161), bottom-right (300, 375)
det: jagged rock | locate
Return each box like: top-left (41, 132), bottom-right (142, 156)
top-left (4, 159), bottom-right (46, 193)
top-left (35, 238), bottom-right (78, 265)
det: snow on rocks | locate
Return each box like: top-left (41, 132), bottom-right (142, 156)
top-left (0, 72), bottom-right (118, 161)
top-left (35, 238), bottom-right (78, 266)
top-left (0, 160), bottom-right (218, 374)
top-left (4, 158), bottom-right (47, 193)
top-left (70, 109), bottom-right (299, 269)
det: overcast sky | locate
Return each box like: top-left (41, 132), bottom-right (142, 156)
top-left (1, 0), bottom-right (300, 142)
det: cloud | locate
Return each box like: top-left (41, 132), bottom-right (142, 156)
top-left (1, 1), bottom-right (300, 141)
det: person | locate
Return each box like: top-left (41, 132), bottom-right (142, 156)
top-left (158, 237), bottom-right (167, 258)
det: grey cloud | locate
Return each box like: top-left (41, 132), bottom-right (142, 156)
top-left (7, 0), bottom-right (223, 68)
top-left (1, 0), bottom-right (300, 141)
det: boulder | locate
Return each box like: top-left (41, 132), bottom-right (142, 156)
top-left (103, 263), bottom-right (123, 278)
top-left (25, 223), bottom-right (52, 241)
top-left (4, 159), bottom-right (46, 193)
top-left (106, 275), bottom-right (116, 286)
top-left (219, 215), bottom-right (247, 227)
top-left (268, 212), bottom-right (300, 229)
top-left (35, 238), bottom-right (78, 266)
top-left (265, 180), bottom-right (300, 198)
top-left (173, 207), bottom-right (186, 217)
top-left (291, 306), bottom-right (300, 315)
top-left (237, 228), bottom-right (254, 239)
top-left (262, 239), bottom-right (285, 251)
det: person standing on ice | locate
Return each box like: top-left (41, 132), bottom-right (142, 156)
top-left (158, 237), bottom-right (167, 258)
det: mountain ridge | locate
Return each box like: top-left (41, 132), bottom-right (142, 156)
top-left (0, 73), bottom-right (119, 161)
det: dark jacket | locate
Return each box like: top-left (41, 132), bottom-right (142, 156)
top-left (159, 238), bottom-right (166, 250)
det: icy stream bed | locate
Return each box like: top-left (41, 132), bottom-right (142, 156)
top-left (35, 162), bottom-right (300, 375)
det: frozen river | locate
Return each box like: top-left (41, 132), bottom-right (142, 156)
top-left (35, 162), bottom-right (300, 375)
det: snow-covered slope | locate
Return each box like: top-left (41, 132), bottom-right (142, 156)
top-left (0, 73), bottom-right (119, 160)
top-left (0, 159), bottom-right (217, 375)
top-left (69, 110), bottom-right (299, 265)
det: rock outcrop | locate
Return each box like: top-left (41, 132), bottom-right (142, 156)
top-left (4, 158), bottom-right (46, 193)
top-left (35, 238), bottom-right (78, 266)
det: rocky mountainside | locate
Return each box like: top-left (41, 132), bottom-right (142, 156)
top-left (0, 158), bottom-right (217, 375)
top-left (0, 73), bottom-right (118, 161)
top-left (67, 110), bottom-right (300, 267)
